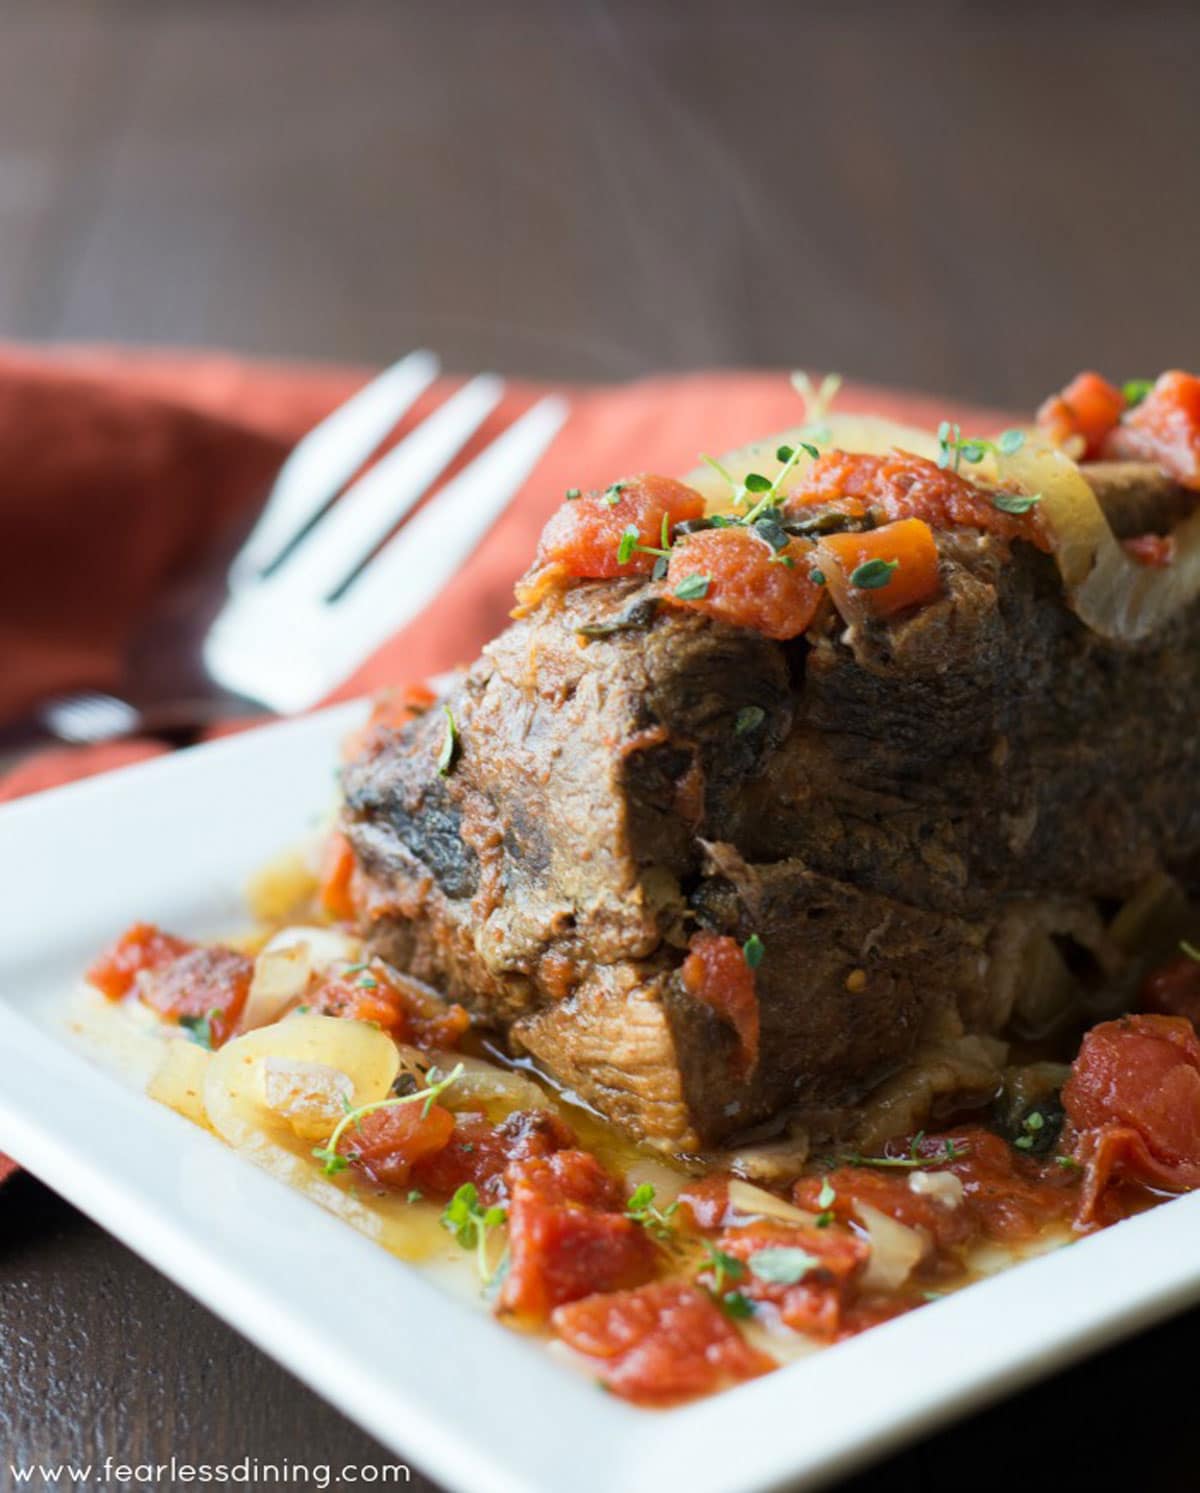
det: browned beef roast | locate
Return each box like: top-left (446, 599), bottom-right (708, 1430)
top-left (340, 463), bottom-right (1200, 1154)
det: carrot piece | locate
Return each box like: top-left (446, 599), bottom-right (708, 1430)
top-left (1036, 372), bottom-right (1126, 459)
top-left (817, 517), bottom-right (941, 620)
top-left (317, 831), bottom-right (358, 922)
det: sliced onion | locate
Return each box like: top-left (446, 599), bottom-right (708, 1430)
top-left (727, 1178), bottom-right (817, 1226)
top-left (433, 1052), bottom-right (549, 1112)
top-left (258, 1057), bottom-right (355, 1141)
top-left (996, 435), bottom-right (1200, 641)
top-left (241, 942), bottom-right (313, 1032)
top-left (147, 1040), bottom-right (212, 1128)
top-left (853, 1199), bottom-right (926, 1291)
top-left (262, 924), bottom-right (362, 969)
top-left (687, 408), bottom-right (1200, 642)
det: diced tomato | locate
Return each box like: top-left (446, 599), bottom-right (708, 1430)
top-left (304, 959), bottom-right (469, 1050)
top-left (1103, 371), bottom-right (1200, 490)
top-left (318, 832), bottom-right (358, 922)
top-left (710, 1218), bottom-right (869, 1343)
top-left (341, 684), bottom-right (437, 763)
top-left (817, 517), bottom-right (942, 622)
top-left (136, 945), bottom-right (254, 1048)
top-left (1063, 1013), bottom-right (1200, 1225)
top-left (664, 526), bottom-right (823, 640)
top-left (1121, 533), bottom-right (1175, 568)
top-left (341, 1101), bottom-right (457, 1188)
top-left (499, 1151), bottom-right (656, 1321)
top-left (934, 1128), bottom-right (1076, 1242)
top-left (793, 1164), bottom-right (974, 1254)
top-left (523, 474), bottom-right (707, 586)
top-left (1140, 952), bottom-right (1200, 1028)
top-left (679, 932), bottom-right (759, 1073)
top-left (410, 1109), bottom-right (577, 1204)
top-left (783, 449), bottom-right (1048, 549)
top-left (551, 1282), bottom-right (774, 1405)
top-left (676, 1175), bottom-right (733, 1230)
top-left (1036, 372), bottom-right (1127, 459)
top-left (86, 923), bottom-right (193, 1000)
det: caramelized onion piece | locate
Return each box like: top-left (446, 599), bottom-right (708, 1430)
top-left (995, 436), bottom-right (1200, 640)
top-left (689, 411), bottom-right (1200, 641)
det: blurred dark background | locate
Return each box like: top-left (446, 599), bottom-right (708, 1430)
top-left (3, 0), bottom-right (1198, 406)
top-left (3, 2), bottom-right (1199, 1491)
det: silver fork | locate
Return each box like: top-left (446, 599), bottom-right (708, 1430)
top-left (37, 351), bottom-right (568, 741)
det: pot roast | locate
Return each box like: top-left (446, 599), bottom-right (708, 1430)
top-left (338, 425), bottom-right (1200, 1156)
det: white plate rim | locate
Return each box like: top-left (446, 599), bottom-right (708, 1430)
top-left (2, 704), bottom-right (1199, 1493)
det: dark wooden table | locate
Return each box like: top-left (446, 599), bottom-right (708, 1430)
top-left (3, 1), bottom-right (1199, 1488)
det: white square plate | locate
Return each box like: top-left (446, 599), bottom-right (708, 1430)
top-left (3, 704), bottom-right (1200, 1493)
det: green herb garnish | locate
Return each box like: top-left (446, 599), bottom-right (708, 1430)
top-left (674, 573), bottom-right (711, 601)
top-left (991, 491), bottom-right (1041, 516)
top-left (178, 1010), bottom-right (221, 1051)
top-left (841, 1131), bottom-right (968, 1170)
top-left (748, 1246), bottom-right (820, 1285)
top-left (720, 1291), bottom-right (755, 1319)
top-left (436, 705), bottom-right (458, 776)
top-left (565, 488), bottom-right (582, 500)
top-left (441, 1182), bottom-right (508, 1283)
top-left (734, 705), bottom-right (765, 735)
top-left (742, 933), bottom-right (765, 970)
top-left (937, 423), bottom-right (1025, 473)
top-left (625, 1183), bottom-right (679, 1242)
top-left (312, 1063), bottom-right (464, 1177)
top-left (849, 557), bottom-right (899, 590)
top-left (703, 1243), bottom-right (747, 1295)
top-left (1122, 379), bottom-right (1154, 409)
top-left (1013, 1109), bottom-right (1047, 1151)
top-left (1180, 940), bottom-right (1200, 962)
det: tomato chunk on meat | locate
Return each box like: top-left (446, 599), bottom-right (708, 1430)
top-left (784, 449), bottom-right (1047, 549)
top-left (680, 932), bottom-right (759, 1073)
top-left (552, 1282), bottom-right (774, 1405)
top-left (817, 517), bottom-right (942, 621)
top-left (499, 1151), bottom-right (656, 1321)
top-left (304, 959), bottom-right (469, 1050)
top-left (665, 526), bottom-right (823, 640)
top-left (525, 474), bottom-right (706, 585)
top-left (137, 945), bottom-right (254, 1048)
top-left (410, 1108), bottom-right (577, 1204)
top-left (1063, 1013), bottom-right (1200, 1225)
top-left (1103, 371), bottom-right (1200, 490)
top-left (1036, 372), bottom-right (1127, 460)
top-left (340, 1101), bottom-right (457, 1189)
top-left (86, 923), bottom-right (193, 1000)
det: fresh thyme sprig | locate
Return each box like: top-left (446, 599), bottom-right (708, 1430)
top-left (840, 1130), bottom-right (968, 1171)
top-left (312, 1062), bottom-right (464, 1177)
top-left (936, 423), bottom-right (1025, 474)
top-left (179, 1010), bottom-right (221, 1051)
top-left (625, 1183), bottom-right (679, 1242)
top-left (702, 1242), bottom-right (746, 1296)
top-left (441, 1181), bottom-right (508, 1284)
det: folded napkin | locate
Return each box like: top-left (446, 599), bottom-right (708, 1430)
top-left (0, 342), bottom-right (1006, 1179)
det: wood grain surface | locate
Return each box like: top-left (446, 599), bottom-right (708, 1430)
top-left (2, 1), bottom-right (1199, 1489)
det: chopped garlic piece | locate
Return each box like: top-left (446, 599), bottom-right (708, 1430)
top-left (259, 1057), bottom-right (354, 1140)
top-left (908, 1169), bottom-right (965, 1209)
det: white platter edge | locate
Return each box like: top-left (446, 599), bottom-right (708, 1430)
top-left (1, 702), bottom-right (1199, 1493)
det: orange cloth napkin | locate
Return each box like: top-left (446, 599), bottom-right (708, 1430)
top-left (0, 343), bottom-right (1006, 1179)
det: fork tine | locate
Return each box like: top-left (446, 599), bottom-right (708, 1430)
top-left (260, 373), bottom-right (505, 605)
top-left (229, 348), bottom-right (440, 585)
top-left (327, 394), bottom-right (568, 670)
